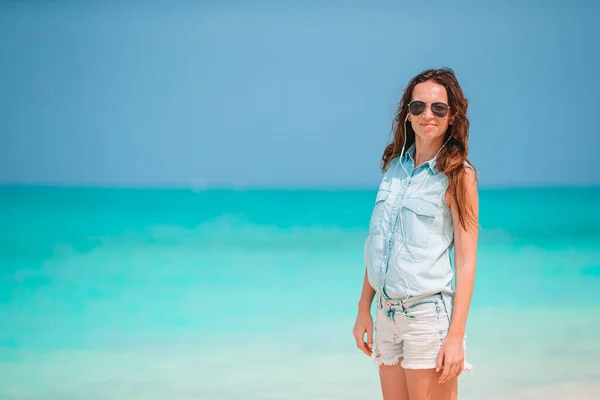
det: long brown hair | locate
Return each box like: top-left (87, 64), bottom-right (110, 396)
top-left (382, 67), bottom-right (479, 231)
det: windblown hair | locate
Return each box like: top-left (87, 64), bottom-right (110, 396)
top-left (382, 67), bottom-right (478, 231)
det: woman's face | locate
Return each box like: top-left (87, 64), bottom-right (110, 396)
top-left (408, 81), bottom-right (453, 141)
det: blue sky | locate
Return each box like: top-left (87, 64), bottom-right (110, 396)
top-left (1, 1), bottom-right (599, 188)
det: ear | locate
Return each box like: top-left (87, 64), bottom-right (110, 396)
top-left (449, 115), bottom-right (455, 125)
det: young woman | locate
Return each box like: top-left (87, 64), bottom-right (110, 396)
top-left (352, 68), bottom-right (479, 400)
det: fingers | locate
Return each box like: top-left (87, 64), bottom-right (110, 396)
top-left (353, 329), bottom-right (365, 352)
top-left (435, 348), bottom-right (444, 372)
top-left (448, 363), bottom-right (460, 382)
top-left (438, 358), bottom-right (464, 384)
top-left (367, 326), bottom-right (373, 352)
top-left (363, 341), bottom-right (372, 356)
top-left (358, 340), bottom-right (372, 356)
top-left (352, 327), bottom-right (371, 357)
top-left (438, 360), bottom-right (452, 384)
top-left (358, 341), bottom-right (369, 356)
top-left (457, 360), bottom-right (465, 376)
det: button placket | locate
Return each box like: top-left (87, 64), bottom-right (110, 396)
top-left (381, 195), bottom-right (397, 293)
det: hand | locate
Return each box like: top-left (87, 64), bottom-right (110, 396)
top-left (352, 310), bottom-right (374, 357)
top-left (436, 334), bottom-right (465, 383)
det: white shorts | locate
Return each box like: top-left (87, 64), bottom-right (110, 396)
top-left (373, 292), bottom-right (473, 371)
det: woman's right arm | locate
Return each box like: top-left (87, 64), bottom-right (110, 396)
top-left (358, 267), bottom-right (376, 313)
top-left (352, 267), bottom-right (376, 356)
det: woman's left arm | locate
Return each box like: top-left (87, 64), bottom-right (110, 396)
top-left (437, 167), bottom-right (479, 383)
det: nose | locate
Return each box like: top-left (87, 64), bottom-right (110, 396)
top-left (422, 104), bottom-right (434, 119)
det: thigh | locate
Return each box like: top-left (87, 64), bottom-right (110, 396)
top-left (405, 368), bottom-right (457, 400)
top-left (378, 360), bottom-right (410, 400)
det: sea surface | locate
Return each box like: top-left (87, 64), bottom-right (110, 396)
top-left (1, 185), bottom-right (599, 399)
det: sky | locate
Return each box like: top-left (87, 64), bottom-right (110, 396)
top-left (1, 0), bottom-right (599, 189)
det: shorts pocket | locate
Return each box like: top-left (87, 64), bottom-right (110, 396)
top-left (399, 197), bottom-right (439, 248)
top-left (403, 300), bottom-right (440, 319)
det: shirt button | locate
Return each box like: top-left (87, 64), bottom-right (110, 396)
top-left (393, 207), bottom-right (397, 211)
top-left (417, 207), bottom-right (421, 212)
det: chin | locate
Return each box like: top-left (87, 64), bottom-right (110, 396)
top-left (416, 130), bottom-right (443, 139)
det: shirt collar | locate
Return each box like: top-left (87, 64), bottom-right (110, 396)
top-left (403, 143), bottom-right (441, 175)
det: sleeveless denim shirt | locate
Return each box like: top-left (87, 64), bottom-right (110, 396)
top-left (364, 143), bottom-right (458, 300)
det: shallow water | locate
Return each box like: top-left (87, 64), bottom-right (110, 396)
top-left (1, 186), bottom-right (599, 399)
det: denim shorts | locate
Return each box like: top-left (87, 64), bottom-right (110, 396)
top-left (373, 292), bottom-right (473, 371)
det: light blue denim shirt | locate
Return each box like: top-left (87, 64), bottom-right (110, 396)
top-left (364, 143), bottom-right (456, 300)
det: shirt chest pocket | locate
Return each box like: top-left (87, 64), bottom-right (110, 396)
top-left (397, 197), bottom-right (439, 248)
top-left (369, 189), bottom-right (391, 234)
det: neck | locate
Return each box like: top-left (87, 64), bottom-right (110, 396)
top-left (413, 136), bottom-right (444, 167)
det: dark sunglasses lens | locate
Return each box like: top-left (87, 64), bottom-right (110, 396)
top-left (431, 103), bottom-right (449, 117)
top-left (409, 101), bottom-right (426, 115)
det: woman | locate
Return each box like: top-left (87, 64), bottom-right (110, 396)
top-left (352, 68), bottom-right (479, 400)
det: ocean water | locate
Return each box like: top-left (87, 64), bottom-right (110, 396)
top-left (0, 185), bottom-right (599, 399)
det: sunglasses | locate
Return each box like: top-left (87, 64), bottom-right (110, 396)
top-left (408, 101), bottom-right (450, 118)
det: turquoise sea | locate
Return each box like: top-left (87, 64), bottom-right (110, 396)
top-left (1, 185), bottom-right (599, 399)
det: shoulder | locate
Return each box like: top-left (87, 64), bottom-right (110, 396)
top-left (445, 161), bottom-right (478, 209)
top-left (463, 162), bottom-right (476, 180)
top-left (383, 154), bottom-right (401, 173)
top-left (461, 164), bottom-right (479, 210)
top-left (462, 168), bottom-right (478, 210)
top-left (462, 161), bottom-right (477, 185)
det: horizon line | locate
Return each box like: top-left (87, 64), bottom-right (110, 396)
top-left (1, 182), bottom-right (599, 192)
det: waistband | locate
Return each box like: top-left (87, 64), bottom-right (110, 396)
top-left (376, 291), bottom-right (448, 310)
